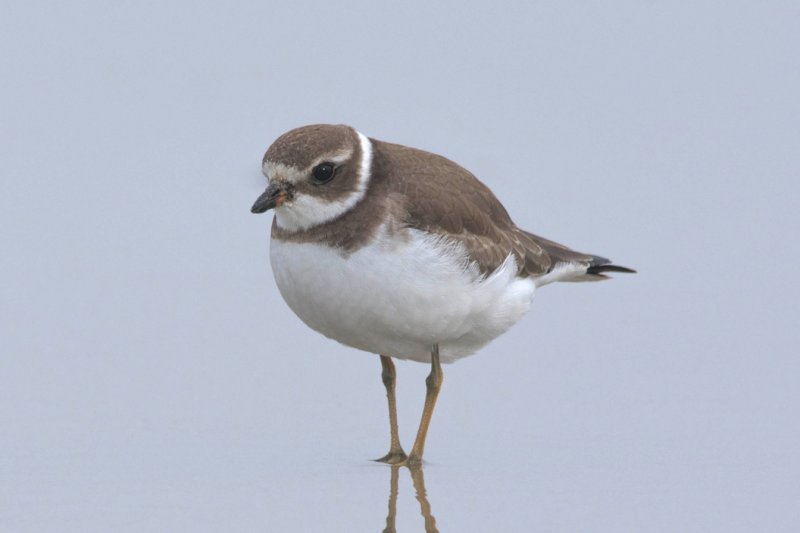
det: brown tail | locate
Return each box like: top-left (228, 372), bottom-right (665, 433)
top-left (523, 231), bottom-right (636, 283)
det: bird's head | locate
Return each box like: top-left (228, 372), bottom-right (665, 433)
top-left (251, 124), bottom-right (373, 231)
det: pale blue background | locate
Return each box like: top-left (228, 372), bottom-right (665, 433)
top-left (2, 1), bottom-right (798, 531)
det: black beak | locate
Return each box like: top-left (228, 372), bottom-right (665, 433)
top-left (251, 182), bottom-right (286, 214)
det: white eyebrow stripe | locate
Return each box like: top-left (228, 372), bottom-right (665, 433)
top-left (262, 148), bottom-right (356, 183)
top-left (320, 149), bottom-right (353, 166)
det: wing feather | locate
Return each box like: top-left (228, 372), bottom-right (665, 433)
top-left (375, 140), bottom-right (553, 277)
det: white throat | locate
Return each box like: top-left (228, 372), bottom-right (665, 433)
top-left (274, 131), bottom-right (373, 232)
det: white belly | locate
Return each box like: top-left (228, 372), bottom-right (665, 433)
top-left (269, 227), bottom-right (536, 363)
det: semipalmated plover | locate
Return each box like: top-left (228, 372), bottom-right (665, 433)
top-left (252, 124), bottom-right (634, 465)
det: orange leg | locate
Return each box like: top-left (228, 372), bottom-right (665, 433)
top-left (406, 344), bottom-right (443, 466)
top-left (375, 355), bottom-right (408, 464)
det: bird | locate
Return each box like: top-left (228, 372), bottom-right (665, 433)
top-left (251, 124), bottom-right (634, 466)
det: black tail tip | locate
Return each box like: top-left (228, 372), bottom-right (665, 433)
top-left (586, 256), bottom-right (636, 275)
top-left (586, 263), bottom-right (637, 275)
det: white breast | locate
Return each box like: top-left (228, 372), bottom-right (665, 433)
top-left (269, 226), bottom-right (536, 363)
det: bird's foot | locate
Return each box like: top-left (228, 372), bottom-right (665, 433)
top-left (374, 449), bottom-right (408, 465)
top-left (403, 454), bottom-right (423, 468)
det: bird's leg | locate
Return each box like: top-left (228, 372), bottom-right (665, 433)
top-left (406, 344), bottom-right (443, 466)
top-left (375, 355), bottom-right (408, 464)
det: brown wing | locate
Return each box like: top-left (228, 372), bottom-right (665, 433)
top-left (373, 139), bottom-right (555, 277)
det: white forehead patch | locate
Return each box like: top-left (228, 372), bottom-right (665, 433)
top-left (262, 161), bottom-right (300, 182)
top-left (274, 131), bottom-right (373, 232)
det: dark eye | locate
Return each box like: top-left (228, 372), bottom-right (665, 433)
top-left (312, 162), bottom-right (335, 183)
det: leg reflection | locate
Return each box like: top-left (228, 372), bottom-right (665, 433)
top-left (409, 464), bottom-right (439, 533)
top-left (382, 464), bottom-right (439, 533)
top-left (382, 465), bottom-right (400, 533)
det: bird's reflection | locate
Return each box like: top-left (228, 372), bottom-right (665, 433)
top-left (382, 464), bottom-right (439, 533)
